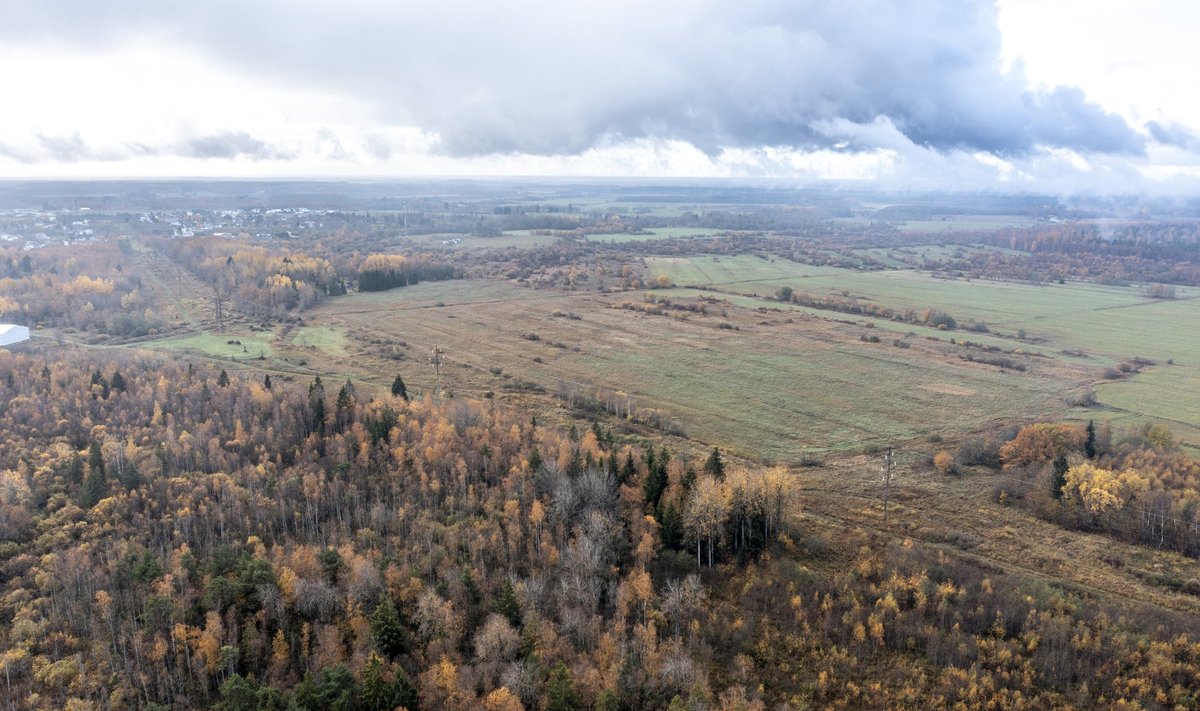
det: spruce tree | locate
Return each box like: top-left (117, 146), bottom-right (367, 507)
top-left (495, 580), bottom-right (522, 627)
top-left (545, 661), bottom-right (579, 711)
top-left (1051, 454), bottom-right (1069, 500)
top-left (644, 456), bottom-right (668, 508)
top-left (359, 654), bottom-right (416, 711)
top-left (1084, 420), bottom-right (1097, 459)
top-left (703, 447), bottom-right (725, 480)
top-left (619, 452), bottom-right (637, 486)
top-left (369, 595), bottom-right (409, 657)
top-left (81, 441), bottom-right (108, 508)
top-left (659, 501), bottom-right (683, 549)
top-left (390, 374), bottom-right (408, 400)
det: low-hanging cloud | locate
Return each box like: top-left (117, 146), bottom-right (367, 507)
top-left (180, 130), bottom-right (291, 160)
top-left (5, 0), bottom-right (1145, 159)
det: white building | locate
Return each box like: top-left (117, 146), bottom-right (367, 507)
top-left (0, 324), bottom-right (30, 347)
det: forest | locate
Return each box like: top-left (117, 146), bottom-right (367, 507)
top-left (1, 350), bottom-right (1199, 710)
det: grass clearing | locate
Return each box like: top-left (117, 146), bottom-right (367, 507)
top-left (289, 326), bottom-right (348, 356)
top-left (648, 254), bottom-right (847, 286)
top-left (142, 331), bottom-right (275, 360)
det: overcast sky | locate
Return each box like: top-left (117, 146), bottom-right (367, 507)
top-left (1, 0), bottom-right (1198, 191)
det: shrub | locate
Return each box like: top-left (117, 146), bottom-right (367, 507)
top-left (934, 451), bottom-right (955, 475)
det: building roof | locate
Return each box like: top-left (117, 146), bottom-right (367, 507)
top-left (0, 324), bottom-right (30, 347)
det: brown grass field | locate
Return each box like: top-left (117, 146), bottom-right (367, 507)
top-left (290, 279), bottom-right (1100, 461)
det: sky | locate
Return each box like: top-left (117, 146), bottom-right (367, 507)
top-left (1, 0), bottom-right (1198, 191)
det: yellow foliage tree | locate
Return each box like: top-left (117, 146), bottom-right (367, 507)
top-left (1065, 462), bottom-right (1149, 515)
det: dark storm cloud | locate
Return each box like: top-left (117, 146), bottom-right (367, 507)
top-left (4, 0), bottom-right (1144, 158)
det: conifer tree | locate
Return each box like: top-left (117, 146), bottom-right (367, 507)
top-left (703, 447), bottom-right (725, 480)
top-left (369, 595), bottom-right (409, 658)
top-left (390, 374), bottom-right (408, 400)
top-left (545, 661), bottom-right (578, 711)
top-left (1052, 453), bottom-right (1070, 500)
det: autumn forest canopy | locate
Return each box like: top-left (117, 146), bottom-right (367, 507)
top-left (2, 182), bottom-right (1200, 710)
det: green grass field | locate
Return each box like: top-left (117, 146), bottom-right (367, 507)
top-left (650, 255), bottom-right (1200, 447)
top-left (290, 326), bottom-right (348, 356)
top-left (141, 331), bottom-right (275, 360)
top-left (648, 254), bottom-right (847, 286)
top-left (651, 257), bottom-right (1198, 360)
top-left (1093, 367), bottom-right (1200, 450)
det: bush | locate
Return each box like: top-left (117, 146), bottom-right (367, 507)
top-left (934, 451), bottom-right (955, 475)
top-left (955, 437), bottom-right (1001, 469)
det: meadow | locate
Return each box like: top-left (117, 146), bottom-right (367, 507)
top-left (649, 253), bottom-right (1200, 448)
top-left (307, 278), bottom-right (1094, 461)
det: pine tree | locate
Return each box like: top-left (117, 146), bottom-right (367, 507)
top-left (109, 370), bottom-right (127, 393)
top-left (527, 447), bottom-right (543, 474)
top-left (263, 374), bottom-right (272, 390)
top-left (217, 369), bottom-right (230, 387)
top-left (1084, 420), bottom-right (1097, 459)
top-left (390, 374), bottom-right (408, 400)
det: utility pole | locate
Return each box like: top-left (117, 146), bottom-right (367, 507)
top-left (214, 290), bottom-right (226, 332)
top-left (881, 447), bottom-right (896, 529)
top-left (430, 345), bottom-right (443, 398)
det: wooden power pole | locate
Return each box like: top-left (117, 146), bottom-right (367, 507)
top-left (881, 447), bottom-right (896, 529)
top-left (430, 345), bottom-right (443, 397)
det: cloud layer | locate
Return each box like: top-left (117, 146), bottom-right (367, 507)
top-left (5, 0), bottom-right (1144, 160)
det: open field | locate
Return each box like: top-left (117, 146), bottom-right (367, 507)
top-left (1094, 366), bottom-right (1200, 450)
top-left (288, 325), bottom-right (349, 356)
top-left (649, 254), bottom-right (847, 285)
top-left (649, 254), bottom-right (1200, 448)
top-left (304, 279), bottom-right (1096, 461)
top-left (893, 216), bottom-right (1039, 232)
top-left (653, 257), bottom-right (1199, 361)
top-left (414, 232), bottom-right (561, 249)
top-left (142, 331), bottom-right (276, 360)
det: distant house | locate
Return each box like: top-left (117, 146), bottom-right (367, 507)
top-left (0, 324), bottom-right (30, 347)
